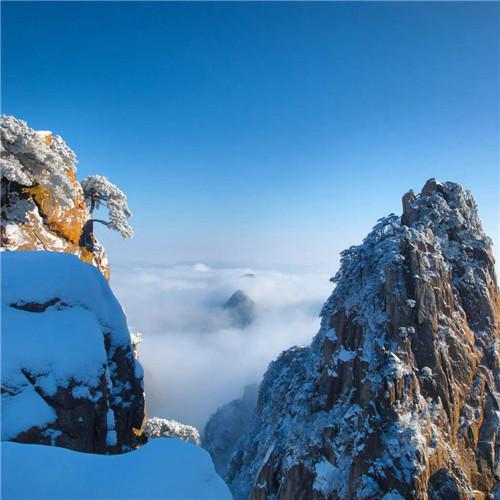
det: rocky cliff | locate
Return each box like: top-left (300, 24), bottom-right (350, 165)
top-left (1, 251), bottom-right (145, 453)
top-left (227, 180), bottom-right (499, 499)
top-left (1, 115), bottom-right (109, 278)
top-left (204, 384), bottom-right (259, 478)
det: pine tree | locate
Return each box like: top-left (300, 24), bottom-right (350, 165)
top-left (81, 175), bottom-right (134, 241)
top-left (1, 115), bottom-right (77, 206)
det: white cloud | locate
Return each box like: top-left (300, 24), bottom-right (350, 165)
top-left (109, 263), bottom-right (333, 430)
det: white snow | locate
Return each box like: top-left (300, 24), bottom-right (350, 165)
top-left (336, 348), bottom-right (356, 362)
top-left (1, 439), bottom-right (232, 499)
top-left (1, 387), bottom-right (56, 440)
top-left (1, 251), bottom-right (138, 441)
top-left (2, 306), bottom-right (107, 389)
top-left (106, 408), bottom-right (117, 446)
top-left (313, 459), bottom-right (336, 495)
top-left (2, 251), bottom-right (131, 346)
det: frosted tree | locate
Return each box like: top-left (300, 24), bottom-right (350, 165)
top-left (1, 115), bottom-right (77, 206)
top-left (81, 175), bottom-right (134, 241)
top-left (143, 417), bottom-right (201, 445)
top-left (1, 115), bottom-right (134, 256)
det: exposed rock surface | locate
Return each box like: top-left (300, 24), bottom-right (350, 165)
top-left (227, 180), bottom-right (500, 499)
top-left (204, 384), bottom-right (259, 478)
top-left (144, 417), bottom-right (201, 446)
top-left (1, 251), bottom-right (145, 454)
top-left (223, 290), bottom-right (256, 328)
top-left (1, 115), bottom-right (109, 278)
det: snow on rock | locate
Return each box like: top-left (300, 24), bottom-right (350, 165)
top-left (203, 384), bottom-right (259, 479)
top-left (143, 417), bottom-right (201, 446)
top-left (227, 179), bottom-right (500, 499)
top-left (1, 115), bottom-right (109, 278)
top-left (1, 251), bottom-right (145, 453)
top-left (1, 438), bottom-right (232, 499)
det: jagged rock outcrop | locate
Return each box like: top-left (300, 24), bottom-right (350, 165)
top-left (223, 290), bottom-right (256, 329)
top-left (1, 251), bottom-right (145, 454)
top-left (144, 417), bottom-right (201, 446)
top-left (227, 180), bottom-right (500, 499)
top-left (1, 115), bottom-right (109, 278)
top-left (204, 384), bottom-right (259, 478)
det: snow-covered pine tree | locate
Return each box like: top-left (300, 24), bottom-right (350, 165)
top-left (1, 115), bottom-right (77, 207)
top-left (81, 175), bottom-right (134, 240)
top-left (143, 417), bottom-right (201, 446)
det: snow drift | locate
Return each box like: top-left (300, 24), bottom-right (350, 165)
top-left (1, 438), bottom-right (231, 499)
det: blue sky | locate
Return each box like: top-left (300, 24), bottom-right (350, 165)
top-left (2, 1), bottom-right (498, 271)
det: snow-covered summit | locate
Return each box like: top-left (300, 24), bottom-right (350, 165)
top-left (227, 179), bottom-right (499, 499)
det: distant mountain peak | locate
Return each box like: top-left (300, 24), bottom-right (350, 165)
top-left (223, 290), bottom-right (256, 329)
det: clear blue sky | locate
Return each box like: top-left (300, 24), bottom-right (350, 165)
top-left (2, 1), bottom-right (498, 271)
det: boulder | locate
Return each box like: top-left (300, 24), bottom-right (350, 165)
top-left (1, 251), bottom-right (145, 453)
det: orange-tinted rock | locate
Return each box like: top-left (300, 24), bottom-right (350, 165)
top-left (1, 178), bottom-right (110, 279)
top-left (1, 116), bottom-right (109, 278)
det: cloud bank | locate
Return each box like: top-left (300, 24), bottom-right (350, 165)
top-left (110, 263), bottom-right (333, 430)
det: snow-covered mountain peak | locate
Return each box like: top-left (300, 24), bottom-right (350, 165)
top-left (226, 179), bottom-right (499, 499)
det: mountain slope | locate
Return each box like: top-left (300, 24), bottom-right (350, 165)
top-left (204, 384), bottom-right (259, 478)
top-left (227, 179), bottom-right (499, 499)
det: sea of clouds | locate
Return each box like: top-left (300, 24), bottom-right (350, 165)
top-left (109, 262), bottom-right (334, 430)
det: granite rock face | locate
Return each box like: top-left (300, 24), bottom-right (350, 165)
top-left (228, 180), bottom-right (499, 499)
top-left (1, 251), bottom-right (145, 454)
top-left (0, 115), bottom-right (109, 278)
